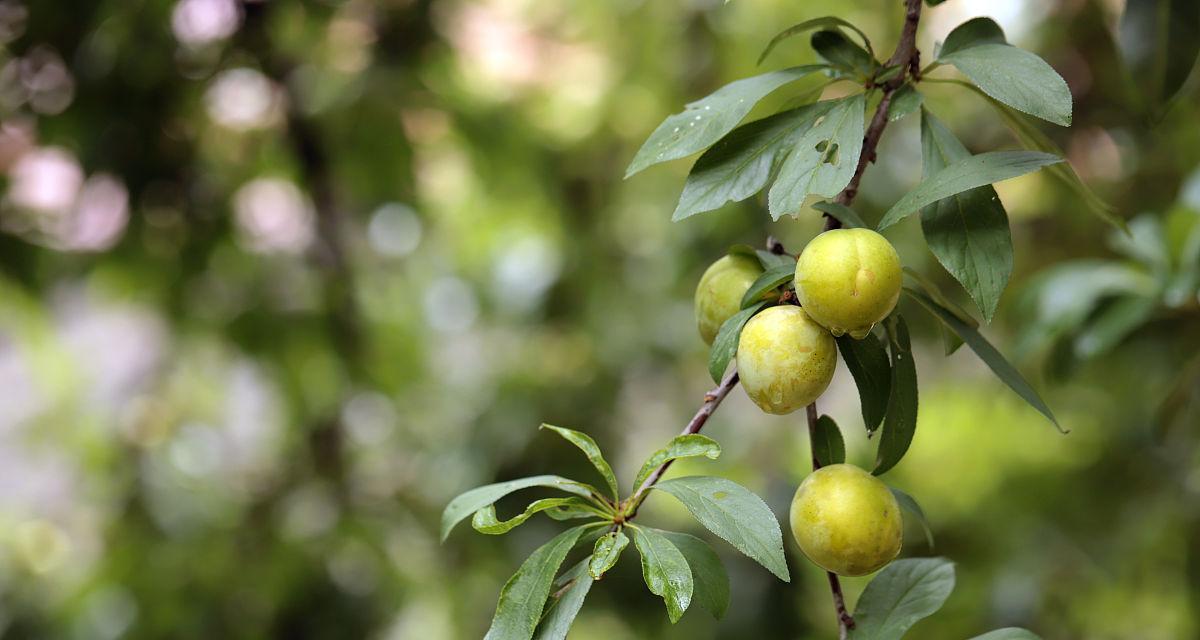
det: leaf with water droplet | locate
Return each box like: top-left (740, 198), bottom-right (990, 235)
top-left (626, 66), bottom-right (828, 178)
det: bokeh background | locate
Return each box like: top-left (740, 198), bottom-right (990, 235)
top-left (0, 0), bottom-right (1198, 638)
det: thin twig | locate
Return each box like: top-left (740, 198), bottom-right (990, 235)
top-left (625, 370), bottom-right (740, 517)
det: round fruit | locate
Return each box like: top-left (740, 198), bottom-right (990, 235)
top-left (789, 463), bottom-right (903, 576)
top-left (736, 306), bottom-right (836, 415)
top-left (794, 228), bottom-right (902, 339)
top-left (694, 254), bottom-right (764, 344)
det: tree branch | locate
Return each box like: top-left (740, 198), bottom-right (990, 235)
top-left (631, 3), bottom-right (924, 636)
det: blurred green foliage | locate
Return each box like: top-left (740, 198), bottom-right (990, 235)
top-left (0, 0), bottom-right (1196, 638)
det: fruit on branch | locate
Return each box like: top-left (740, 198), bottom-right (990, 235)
top-left (789, 463), bottom-right (903, 577)
top-left (736, 306), bottom-right (836, 414)
top-left (795, 229), bottom-right (902, 340)
top-left (695, 254), bottom-right (765, 344)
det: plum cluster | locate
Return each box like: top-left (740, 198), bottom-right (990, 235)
top-left (693, 228), bottom-right (905, 576)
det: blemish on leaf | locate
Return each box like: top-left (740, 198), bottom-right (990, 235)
top-left (712, 491), bottom-right (729, 499)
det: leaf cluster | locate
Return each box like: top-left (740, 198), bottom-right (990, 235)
top-left (442, 425), bottom-right (790, 637)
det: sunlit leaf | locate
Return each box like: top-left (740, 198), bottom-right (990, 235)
top-left (627, 66), bottom-right (828, 177)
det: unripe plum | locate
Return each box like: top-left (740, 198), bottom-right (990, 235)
top-left (795, 229), bottom-right (902, 339)
top-left (789, 463), bottom-right (903, 576)
top-left (736, 306), bottom-right (836, 415)
top-left (694, 254), bottom-right (763, 345)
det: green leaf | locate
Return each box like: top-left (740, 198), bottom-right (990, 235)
top-left (740, 263), bottom-right (796, 309)
top-left (755, 249), bottom-right (796, 270)
top-left (813, 201), bottom-right (869, 228)
top-left (626, 65), bottom-right (828, 178)
top-left (672, 105), bottom-right (827, 221)
top-left (950, 79), bottom-right (1123, 230)
top-left (902, 267), bottom-right (979, 328)
top-left (938, 17), bottom-right (1006, 59)
top-left (874, 316), bottom-right (919, 476)
top-left (1072, 295), bottom-right (1156, 359)
top-left (442, 475), bottom-right (596, 541)
top-left (836, 333), bottom-right (892, 432)
top-left (758, 17), bottom-right (875, 65)
top-left (887, 85), bottom-right (924, 122)
top-left (768, 94), bottom-right (866, 220)
top-left (544, 499), bottom-right (608, 521)
top-left (534, 560), bottom-right (594, 640)
top-left (919, 109), bottom-right (1013, 323)
top-left (968, 629), bottom-right (1043, 640)
top-left (1118, 0), bottom-right (1200, 112)
top-left (888, 487), bottom-right (935, 548)
top-left (941, 44), bottom-right (1073, 126)
top-left (904, 287), bottom-right (1063, 431)
top-left (850, 558), bottom-right (956, 640)
top-left (540, 424), bottom-right (620, 501)
top-left (660, 532), bottom-right (730, 620)
top-left (811, 414), bottom-right (846, 466)
top-left (473, 498), bottom-right (602, 535)
top-left (588, 531), bottom-right (630, 579)
top-left (877, 151), bottom-right (1062, 231)
top-left (630, 526), bottom-right (694, 623)
top-left (811, 30), bottom-right (878, 78)
top-left (632, 434), bottom-right (723, 494)
top-left (653, 476), bottom-right (790, 581)
top-left (484, 525), bottom-right (595, 640)
top-left (708, 301), bottom-right (768, 383)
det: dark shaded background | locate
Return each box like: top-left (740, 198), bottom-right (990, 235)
top-left (0, 0), bottom-right (1197, 638)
